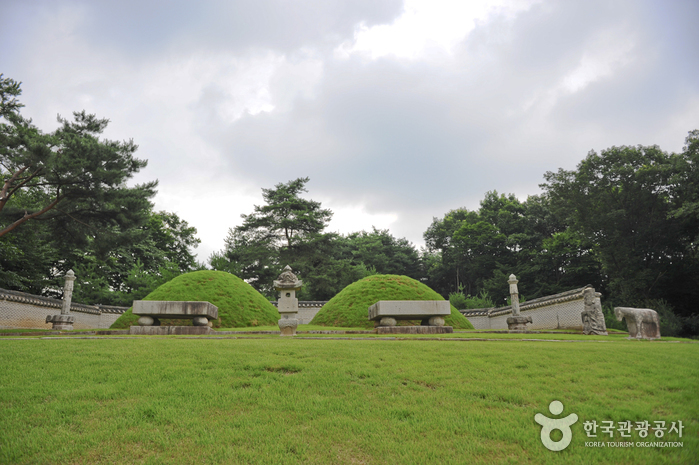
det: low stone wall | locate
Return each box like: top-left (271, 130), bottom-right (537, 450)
top-left (0, 288), bottom-right (128, 330)
top-left (271, 301), bottom-right (327, 324)
top-left (461, 286), bottom-right (601, 330)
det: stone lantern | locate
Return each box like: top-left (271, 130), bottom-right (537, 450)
top-left (274, 265), bottom-right (303, 336)
top-left (506, 274), bottom-right (532, 332)
top-left (46, 269), bottom-right (76, 330)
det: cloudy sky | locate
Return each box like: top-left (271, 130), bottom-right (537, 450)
top-left (2, 0), bottom-right (697, 261)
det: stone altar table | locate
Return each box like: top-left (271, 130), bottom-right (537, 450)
top-left (129, 301), bottom-right (218, 335)
top-left (368, 300), bottom-right (453, 334)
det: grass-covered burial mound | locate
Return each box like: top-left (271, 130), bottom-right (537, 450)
top-left (110, 270), bottom-right (279, 329)
top-left (310, 274), bottom-right (474, 329)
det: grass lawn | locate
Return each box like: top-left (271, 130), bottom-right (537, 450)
top-left (0, 336), bottom-right (696, 464)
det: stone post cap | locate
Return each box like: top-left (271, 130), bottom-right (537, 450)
top-left (508, 274), bottom-right (518, 284)
top-left (65, 269), bottom-right (76, 281)
top-left (273, 265), bottom-right (303, 290)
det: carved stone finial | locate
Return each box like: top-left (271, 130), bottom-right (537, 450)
top-left (277, 265), bottom-right (299, 284)
top-left (274, 265), bottom-right (303, 290)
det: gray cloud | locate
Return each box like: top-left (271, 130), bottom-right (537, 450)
top-left (2, 0), bottom-right (697, 256)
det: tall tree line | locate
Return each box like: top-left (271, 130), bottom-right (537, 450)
top-left (424, 131), bottom-right (698, 333)
top-left (209, 177), bottom-right (423, 300)
top-left (0, 75), bottom-right (202, 306)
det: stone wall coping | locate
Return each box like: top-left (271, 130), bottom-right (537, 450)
top-left (460, 285), bottom-right (597, 317)
top-left (0, 287), bottom-right (129, 315)
top-left (271, 301), bottom-right (328, 308)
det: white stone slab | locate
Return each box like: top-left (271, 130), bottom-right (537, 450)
top-left (368, 301), bottom-right (450, 321)
top-left (132, 301), bottom-right (218, 320)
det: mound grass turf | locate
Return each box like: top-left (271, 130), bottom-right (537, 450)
top-left (110, 270), bottom-right (279, 329)
top-left (310, 274), bottom-right (474, 329)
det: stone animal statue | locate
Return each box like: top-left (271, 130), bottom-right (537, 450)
top-left (614, 307), bottom-right (661, 339)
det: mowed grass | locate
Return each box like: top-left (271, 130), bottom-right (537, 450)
top-left (0, 338), bottom-right (697, 464)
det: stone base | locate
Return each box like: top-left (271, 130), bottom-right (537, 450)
top-left (46, 314), bottom-right (75, 331)
top-left (376, 326), bottom-right (453, 335)
top-left (128, 326), bottom-right (213, 335)
top-left (278, 318), bottom-right (298, 337)
top-left (507, 315), bottom-right (532, 332)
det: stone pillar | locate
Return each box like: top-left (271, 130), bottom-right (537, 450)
top-left (506, 274), bottom-right (532, 332)
top-left (581, 287), bottom-right (608, 335)
top-left (61, 269), bottom-right (76, 315)
top-left (274, 265), bottom-right (303, 336)
top-left (509, 274), bottom-right (520, 316)
top-left (46, 270), bottom-right (76, 330)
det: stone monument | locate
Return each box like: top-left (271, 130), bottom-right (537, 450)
top-left (614, 307), bottom-right (661, 339)
top-left (580, 287), bottom-right (608, 335)
top-left (274, 265), bottom-right (302, 336)
top-left (46, 269), bottom-right (76, 330)
top-left (506, 274), bottom-right (532, 331)
top-left (129, 301), bottom-right (218, 335)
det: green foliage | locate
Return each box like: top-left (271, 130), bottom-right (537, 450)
top-left (212, 179), bottom-right (422, 301)
top-left (310, 274), bottom-right (473, 329)
top-left (425, 131), bottom-right (698, 335)
top-left (69, 210), bottom-right (201, 306)
top-left (602, 303), bottom-right (626, 332)
top-left (0, 77), bottom-right (201, 304)
top-left (240, 177), bottom-right (332, 249)
top-left (464, 290), bottom-right (496, 310)
top-left (423, 191), bottom-right (598, 303)
top-left (212, 177), bottom-right (337, 298)
top-left (542, 136), bottom-right (699, 316)
top-left (646, 299), bottom-right (683, 338)
top-left (283, 233), bottom-right (369, 301)
top-left (0, 77), bottom-right (156, 238)
top-left (448, 287), bottom-right (468, 310)
top-left (449, 285), bottom-right (496, 310)
top-left (110, 270), bottom-right (279, 329)
top-left (338, 227), bottom-right (423, 280)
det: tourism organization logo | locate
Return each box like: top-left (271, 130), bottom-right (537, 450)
top-left (535, 401), bottom-right (685, 451)
top-left (534, 400), bottom-right (578, 451)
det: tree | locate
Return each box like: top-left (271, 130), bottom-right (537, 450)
top-left (423, 191), bottom-right (601, 303)
top-left (339, 227), bottom-right (422, 279)
top-left (0, 75), bottom-right (156, 238)
top-left (238, 177), bottom-right (332, 249)
top-left (0, 75), bottom-right (202, 304)
top-left (541, 134), bottom-right (698, 317)
top-left (213, 177), bottom-right (339, 298)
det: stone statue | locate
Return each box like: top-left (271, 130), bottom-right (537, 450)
top-left (506, 274), bottom-right (532, 331)
top-left (46, 269), bottom-right (76, 330)
top-left (274, 265), bottom-right (303, 336)
top-left (580, 287), bottom-right (608, 335)
top-left (614, 307), bottom-right (661, 339)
